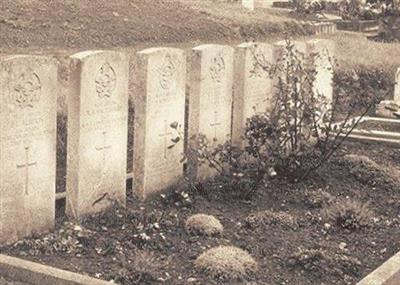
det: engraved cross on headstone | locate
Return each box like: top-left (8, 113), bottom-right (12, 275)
top-left (96, 131), bottom-right (112, 173)
top-left (159, 120), bottom-right (173, 159)
top-left (210, 111), bottom-right (222, 141)
top-left (16, 146), bottom-right (37, 195)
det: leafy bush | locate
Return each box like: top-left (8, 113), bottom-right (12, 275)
top-left (322, 198), bottom-right (374, 230)
top-left (333, 67), bottom-right (392, 116)
top-left (290, 0), bottom-right (327, 13)
top-left (195, 245), bottom-right (258, 281)
top-left (338, 0), bottom-right (399, 20)
top-left (183, 40), bottom-right (375, 199)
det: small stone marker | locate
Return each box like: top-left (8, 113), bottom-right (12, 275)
top-left (306, 39), bottom-right (335, 106)
top-left (66, 51), bottom-right (129, 218)
top-left (242, 0), bottom-right (254, 10)
top-left (232, 42), bottom-right (274, 145)
top-left (394, 67), bottom-right (400, 105)
top-left (0, 55), bottom-right (58, 244)
top-left (187, 44), bottom-right (234, 180)
top-left (133, 48), bottom-right (186, 198)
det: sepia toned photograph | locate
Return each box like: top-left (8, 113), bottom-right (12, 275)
top-left (0, 0), bottom-right (399, 284)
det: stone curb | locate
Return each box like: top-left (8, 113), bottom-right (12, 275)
top-left (0, 254), bottom-right (113, 285)
top-left (357, 251), bottom-right (400, 285)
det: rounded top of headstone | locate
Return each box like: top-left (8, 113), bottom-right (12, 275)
top-left (70, 50), bottom-right (123, 60)
top-left (138, 47), bottom-right (184, 56)
top-left (192, 44), bottom-right (234, 53)
top-left (0, 54), bottom-right (57, 66)
top-left (237, 42), bottom-right (272, 49)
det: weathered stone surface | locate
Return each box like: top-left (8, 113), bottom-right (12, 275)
top-left (394, 67), bottom-right (400, 105)
top-left (242, 0), bottom-right (254, 10)
top-left (187, 44), bottom-right (234, 180)
top-left (232, 42), bottom-right (274, 145)
top-left (306, 39), bottom-right (335, 105)
top-left (132, 48), bottom-right (186, 198)
top-left (0, 55), bottom-right (58, 244)
top-left (376, 100), bottom-right (400, 118)
top-left (66, 51), bottom-right (128, 218)
top-left (0, 254), bottom-right (114, 285)
top-left (357, 250), bottom-right (400, 285)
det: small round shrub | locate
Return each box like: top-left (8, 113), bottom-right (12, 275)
top-left (195, 246), bottom-right (258, 281)
top-left (185, 214), bottom-right (223, 236)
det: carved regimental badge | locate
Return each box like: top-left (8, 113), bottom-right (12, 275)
top-left (95, 63), bottom-right (116, 99)
top-left (11, 72), bottom-right (41, 109)
top-left (158, 54), bottom-right (176, 90)
top-left (210, 54), bottom-right (225, 83)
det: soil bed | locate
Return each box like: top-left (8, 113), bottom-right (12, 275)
top-left (1, 141), bottom-right (400, 285)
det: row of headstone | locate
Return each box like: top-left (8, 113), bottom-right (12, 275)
top-left (0, 39), bottom-right (334, 244)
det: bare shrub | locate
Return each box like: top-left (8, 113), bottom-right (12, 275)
top-left (322, 198), bottom-right (374, 230)
top-left (195, 246), bottom-right (258, 281)
top-left (185, 214), bottom-right (223, 236)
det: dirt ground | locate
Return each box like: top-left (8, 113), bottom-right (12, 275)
top-left (0, 0), bottom-right (306, 54)
top-left (2, 140), bottom-right (400, 285)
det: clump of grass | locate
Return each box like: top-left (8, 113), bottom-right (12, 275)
top-left (341, 154), bottom-right (400, 188)
top-left (195, 245), bottom-right (258, 281)
top-left (244, 210), bottom-right (299, 231)
top-left (118, 250), bottom-right (164, 284)
top-left (131, 250), bottom-right (163, 284)
top-left (304, 189), bottom-right (335, 209)
top-left (185, 214), bottom-right (223, 236)
top-left (322, 199), bottom-right (374, 230)
top-left (289, 247), bottom-right (361, 277)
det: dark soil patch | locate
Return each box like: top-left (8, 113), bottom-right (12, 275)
top-left (1, 140), bottom-right (399, 285)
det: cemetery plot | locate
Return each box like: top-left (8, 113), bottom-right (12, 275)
top-left (1, 140), bottom-right (400, 285)
top-left (0, 55), bottom-right (58, 244)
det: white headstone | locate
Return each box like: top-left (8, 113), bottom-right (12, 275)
top-left (66, 51), bottom-right (129, 218)
top-left (232, 42), bottom-right (274, 145)
top-left (242, 0), bottom-right (255, 10)
top-left (132, 48), bottom-right (186, 198)
top-left (306, 39), bottom-right (335, 105)
top-left (394, 68), bottom-right (400, 105)
top-left (0, 55), bottom-right (58, 244)
top-left (187, 44), bottom-right (234, 180)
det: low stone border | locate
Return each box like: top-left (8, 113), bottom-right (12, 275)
top-left (0, 254), bottom-right (112, 285)
top-left (336, 19), bottom-right (379, 33)
top-left (357, 250), bottom-right (400, 285)
top-left (333, 116), bottom-right (400, 147)
top-left (305, 21), bottom-right (337, 35)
